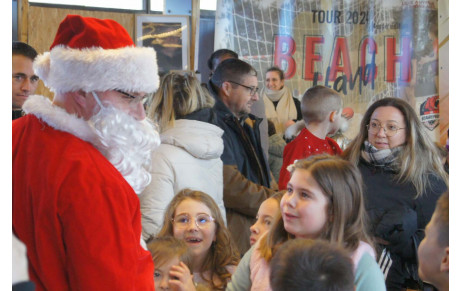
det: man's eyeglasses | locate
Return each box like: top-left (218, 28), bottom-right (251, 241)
top-left (172, 214), bottom-right (215, 229)
top-left (116, 89), bottom-right (150, 105)
top-left (366, 121), bottom-right (405, 137)
top-left (227, 80), bottom-right (259, 96)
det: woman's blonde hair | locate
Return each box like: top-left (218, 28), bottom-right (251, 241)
top-left (147, 236), bottom-right (193, 270)
top-left (147, 71), bottom-right (215, 132)
top-left (259, 155), bottom-right (372, 262)
top-left (157, 189), bottom-right (240, 290)
top-left (342, 97), bottom-right (448, 197)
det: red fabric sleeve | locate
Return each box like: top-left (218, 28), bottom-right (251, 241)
top-left (57, 159), bottom-right (155, 291)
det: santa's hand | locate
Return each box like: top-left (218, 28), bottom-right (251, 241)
top-left (169, 262), bottom-right (196, 291)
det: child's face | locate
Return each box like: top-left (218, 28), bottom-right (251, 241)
top-left (281, 169), bottom-right (329, 239)
top-left (418, 215), bottom-right (448, 286)
top-left (250, 198), bottom-right (280, 245)
top-left (172, 199), bottom-right (216, 267)
top-left (154, 256), bottom-right (180, 290)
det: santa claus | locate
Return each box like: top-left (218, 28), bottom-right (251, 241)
top-left (12, 15), bottom-right (160, 290)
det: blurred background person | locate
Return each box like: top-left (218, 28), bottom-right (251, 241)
top-left (261, 66), bottom-right (302, 137)
top-left (12, 41), bottom-right (38, 120)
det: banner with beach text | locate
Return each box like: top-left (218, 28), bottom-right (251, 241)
top-left (215, 0), bottom-right (442, 141)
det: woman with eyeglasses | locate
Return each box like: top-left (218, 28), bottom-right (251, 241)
top-left (158, 189), bottom-right (240, 290)
top-left (140, 71), bottom-right (227, 242)
top-left (342, 97), bottom-right (448, 291)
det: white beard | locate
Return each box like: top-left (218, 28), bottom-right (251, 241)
top-left (88, 104), bottom-right (160, 194)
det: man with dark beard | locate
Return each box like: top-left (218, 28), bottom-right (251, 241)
top-left (12, 15), bottom-right (161, 290)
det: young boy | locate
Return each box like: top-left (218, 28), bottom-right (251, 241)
top-left (147, 236), bottom-right (197, 291)
top-left (417, 191), bottom-right (449, 291)
top-left (269, 239), bottom-right (355, 291)
top-left (278, 85), bottom-right (343, 189)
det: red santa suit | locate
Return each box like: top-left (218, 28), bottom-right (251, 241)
top-left (278, 128), bottom-right (342, 190)
top-left (12, 95), bottom-right (154, 290)
top-left (12, 15), bottom-right (161, 291)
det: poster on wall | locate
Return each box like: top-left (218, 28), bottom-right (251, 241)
top-left (215, 0), bottom-right (440, 140)
top-left (136, 15), bottom-right (190, 75)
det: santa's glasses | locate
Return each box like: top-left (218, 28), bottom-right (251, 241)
top-left (116, 90), bottom-right (151, 106)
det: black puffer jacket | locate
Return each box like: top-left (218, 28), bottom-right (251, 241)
top-left (358, 158), bottom-right (447, 291)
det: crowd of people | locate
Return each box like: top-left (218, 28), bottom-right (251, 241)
top-left (12, 15), bottom-right (449, 291)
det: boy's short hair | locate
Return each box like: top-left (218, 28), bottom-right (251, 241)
top-left (270, 239), bottom-right (354, 291)
top-left (146, 236), bottom-right (193, 270)
top-left (12, 41), bottom-right (38, 60)
top-left (433, 191), bottom-right (449, 247)
top-left (301, 85), bottom-right (343, 123)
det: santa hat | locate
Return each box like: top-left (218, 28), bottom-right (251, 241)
top-left (34, 14), bottom-right (159, 94)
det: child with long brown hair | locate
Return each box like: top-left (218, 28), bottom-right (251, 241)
top-left (227, 155), bottom-right (386, 291)
top-left (158, 189), bottom-right (240, 290)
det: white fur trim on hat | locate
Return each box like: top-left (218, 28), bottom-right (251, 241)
top-left (34, 45), bottom-right (159, 94)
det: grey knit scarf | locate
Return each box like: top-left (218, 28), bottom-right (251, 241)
top-left (361, 140), bottom-right (402, 169)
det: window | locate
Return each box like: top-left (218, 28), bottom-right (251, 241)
top-left (149, 0), bottom-right (216, 12)
top-left (150, 1), bottom-right (162, 12)
top-left (29, 0), bottom-right (143, 10)
top-left (200, 0), bottom-right (216, 11)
